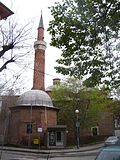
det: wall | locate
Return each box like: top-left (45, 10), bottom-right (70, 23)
top-left (9, 106), bottom-right (57, 146)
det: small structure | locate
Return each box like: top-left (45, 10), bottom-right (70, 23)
top-left (0, 2), bottom-right (14, 20)
top-left (47, 125), bottom-right (66, 148)
top-left (46, 78), bottom-right (61, 97)
top-left (9, 90), bottom-right (65, 147)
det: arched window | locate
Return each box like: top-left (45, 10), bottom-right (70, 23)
top-left (91, 126), bottom-right (99, 136)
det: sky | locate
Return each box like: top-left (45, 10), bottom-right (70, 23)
top-left (0, 0), bottom-right (65, 93)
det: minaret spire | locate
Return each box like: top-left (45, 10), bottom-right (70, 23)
top-left (38, 11), bottom-right (44, 29)
top-left (33, 12), bottom-right (47, 91)
top-left (37, 11), bottom-right (44, 41)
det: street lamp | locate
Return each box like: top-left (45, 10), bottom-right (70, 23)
top-left (75, 109), bottom-right (80, 149)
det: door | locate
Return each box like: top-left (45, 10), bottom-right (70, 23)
top-left (56, 131), bottom-right (64, 146)
top-left (49, 131), bottom-right (56, 146)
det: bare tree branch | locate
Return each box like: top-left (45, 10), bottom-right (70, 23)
top-left (0, 17), bottom-right (33, 73)
top-left (0, 43), bottom-right (14, 58)
top-left (0, 57), bottom-right (15, 72)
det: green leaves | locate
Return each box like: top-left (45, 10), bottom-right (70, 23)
top-left (51, 78), bottom-right (111, 128)
top-left (48, 0), bottom-right (120, 89)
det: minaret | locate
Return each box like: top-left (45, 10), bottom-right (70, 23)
top-left (33, 12), bottom-right (47, 90)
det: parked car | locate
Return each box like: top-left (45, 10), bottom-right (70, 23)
top-left (104, 136), bottom-right (120, 146)
top-left (95, 145), bottom-right (120, 160)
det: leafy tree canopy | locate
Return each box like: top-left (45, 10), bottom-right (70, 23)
top-left (48, 0), bottom-right (120, 89)
top-left (51, 78), bottom-right (112, 129)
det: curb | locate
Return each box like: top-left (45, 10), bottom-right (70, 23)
top-left (0, 143), bottom-right (103, 155)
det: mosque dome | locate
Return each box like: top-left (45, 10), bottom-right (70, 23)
top-left (45, 85), bottom-right (54, 92)
top-left (16, 90), bottom-right (53, 107)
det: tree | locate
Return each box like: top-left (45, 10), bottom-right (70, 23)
top-left (0, 18), bottom-right (32, 72)
top-left (0, 16), bottom-right (33, 94)
top-left (51, 78), bottom-right (111, 130)
top-left (0, 70), bottom-right (28, 95)
top-left (48, 0), bottom-right (120, 89)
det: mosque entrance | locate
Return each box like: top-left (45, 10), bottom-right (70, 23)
top-left (47, 125), bottom-right (66, 148)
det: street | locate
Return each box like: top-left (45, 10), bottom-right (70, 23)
top-left (0, 150), bottom-right (97, 160)
top-left (50, 157), bottom-right (95, 160)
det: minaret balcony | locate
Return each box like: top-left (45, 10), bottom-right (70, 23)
top-left (34, 40), bottom-right (47, 50)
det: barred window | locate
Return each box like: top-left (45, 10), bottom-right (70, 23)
top-left (27, 123), bottom-right (32, 134)
top-left (91, 126), bottom-right (99, 136)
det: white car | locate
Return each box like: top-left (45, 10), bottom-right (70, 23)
top-left (104, 136), bottom-right (120, 146)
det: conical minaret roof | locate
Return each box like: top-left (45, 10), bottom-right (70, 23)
top-left (38, 11), bottom-right (44, 28)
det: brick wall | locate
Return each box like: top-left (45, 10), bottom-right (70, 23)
top-left (9, 106), bottom-right (57, 145)
top-left (33, 49), bottom-right (45, 90)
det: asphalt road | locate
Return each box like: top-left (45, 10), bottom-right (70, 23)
top-left (0, 150), bottom-right (98, 160)
top-left (52, 157), bottom-right (95, 160)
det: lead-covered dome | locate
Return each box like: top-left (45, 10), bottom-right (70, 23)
top-left (16, 90), bottom-right (53, 107)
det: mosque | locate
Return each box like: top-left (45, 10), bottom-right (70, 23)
top-left (0, 12), bottom-right (115, 148)
top-left (8, 13), bottom-right (67, 148)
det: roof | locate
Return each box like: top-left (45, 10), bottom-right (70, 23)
top-left (102, 145), bottom-right (120, 151)
top-left (16, 90), bottom-right (53, 107)
top-left (46, 85), bottom-right (54, 92)
top-left (0, 2), bottom-right (14, 20)
top-left (38, 12), bottom-right (44, 28)
top-left (47, 125), bottom-right (67, 131)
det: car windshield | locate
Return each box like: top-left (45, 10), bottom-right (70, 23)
top-left (107, 137), bottom-right (118, 140)
top-left (96, 151), bottom-right (120, 160)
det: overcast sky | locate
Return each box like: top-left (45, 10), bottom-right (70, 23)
top-left (1, 0), bottom-right (65, 92)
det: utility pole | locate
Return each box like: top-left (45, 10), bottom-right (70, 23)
top-left (75, 109), bottom-right (80, 149)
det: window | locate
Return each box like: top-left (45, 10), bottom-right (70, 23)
top-left (91, 126), bottom-right (99, 136)
top-left (49, 131), bottom-right (56, 146)
top-left (27, 123), bottom-right (32, 134)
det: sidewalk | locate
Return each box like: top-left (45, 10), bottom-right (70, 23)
top-left (0, 143), bottom-right (104, 154)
